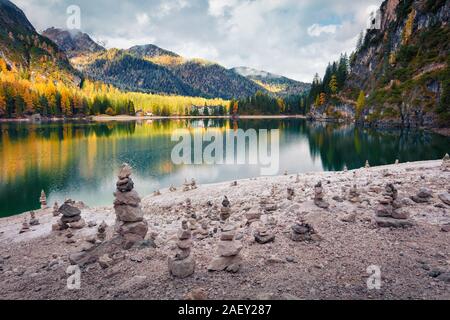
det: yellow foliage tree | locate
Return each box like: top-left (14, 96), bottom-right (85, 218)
top-left (319, 92), bottom-right (326, 105)
top-left (403, 10), bottom-right (416, 45)
top-left (356, 90), bottom-right (366, 120)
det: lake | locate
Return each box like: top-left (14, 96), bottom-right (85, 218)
top-left (1, 119), bottom-right (449, 217)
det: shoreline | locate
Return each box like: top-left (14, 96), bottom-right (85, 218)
top-left (1, 115), bottom-right (449, 138)
top-left (0, 160), bottom-right (449, 299)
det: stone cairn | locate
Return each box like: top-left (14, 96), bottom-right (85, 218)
top-left (348, 184), bottom-right (361, 203)
top-left (53, 200), bottom-right (84, 231)
top-left (196, 220), bottom-right (210, 240)
top-left (441, 153), bottom-right (450, 171)
top-left (343, 165), bottom-right (348, 172)
top-left (314, 181), bottom-right (329, 209)
top-left (52, 202), bottom-right (59, 217)
top-left (191, 179), bottom-right (198, 190)
top-left (245, 208), bottom-right (261, 225)
top-left (19, 217), bottom-right (30, 234)
top-left (287, 187), bottom-right (295, 201)
top-left (40, 190), bottom-right (47, 209)
top-left (365, 160), bottom-right (370, 169)
top-left (114, 163), bottom-right (148, 249)
top-left (411, 188), bottom-right (433, 203)
top-left (29, 211), bottom-right (39, 226)
top-left (295, 174), bottom-right (300, 183)
top-left (153, 190), bottom-right (161, 196)
top-left (169, 185), bottom-right (177, 192)
top-left (97, 221), bottom-right (107, 242)
top-left (183, 179), bottom-right (191, 192)
top-left (220, 196), bottom-right (232, 221)
top-left (168, 220), bottom-right (195, 278)
top-left (254, 224), bottom-right (275, 244)
top-left (208, 224), bottom-right (243, 273)
top-left (374, 183), bottom-right (413, 228)
top-left (290, 219), bottom-right (318, 242)
top-left (395, 159), bottom-right (399, 165)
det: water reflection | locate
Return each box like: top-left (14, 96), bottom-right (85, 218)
top-left (0, 119), bottom-right (448, 217)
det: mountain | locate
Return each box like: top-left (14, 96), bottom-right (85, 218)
top-left (310, 0), bottom-right (449, 127)
top-left (0, 0), bottom-right (80, 86)
top-left (42, 27), bottom-right (105, 58)
top-left (43, 29), bottom-right (272, 99)
top-left (232, 66), bottom-right (310, 96)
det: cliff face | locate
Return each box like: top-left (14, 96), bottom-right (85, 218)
top-left (0, 0), bottom-right (81, 86)
top-left (347, 0), bottom-right (449, 128)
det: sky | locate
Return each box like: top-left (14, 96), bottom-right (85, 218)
top-left (13, 0), bottom-right (383, 82)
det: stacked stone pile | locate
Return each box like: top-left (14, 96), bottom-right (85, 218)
top-left (208, 224), bottom-right (243, 273)
top-left (114, 164), bottom-right (148, 249)
top-left (168, 220), bottom-right (195, 278)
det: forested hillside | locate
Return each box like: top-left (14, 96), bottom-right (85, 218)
top-left (308, 0), bottom-right (449, 128)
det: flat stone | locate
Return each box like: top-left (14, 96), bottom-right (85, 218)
top-left (290, 232), bottom-right (312, 242)
top-left (208, 255), bottom-right (242, 272)
top-left (177, 239), bottom-right (192, 250)
top-left (118, 221), bottom-right (148, 238)
top-left (255, 233), bottom-right (275, 244)
top-left (114, 190), bottom-right (141, 207)
top-left (69, 219), bottom-right (86, 229)
top-left (220, 231), bottom-right (235, 241)
top-left (438, 193), bottom-right (450, 206)
top-left (374, 216), bottom-right (414, 228)
top-left (217, 240), bottom-right (243, 257)
top-left (115, 204), bottom-right (144, 222)
top-left (59, 203), bottom-right (81, 218)
top-left (411, 196), bottom-right (430, 203)
top-left (173, 248), bottom-right (191, 261)
top-left (61, 215), bottom-right (81, 224)
top-left (417, 188), bottom-right (432, 199)
top-left (177, 229), bottom-right (192, 240)
top-left (121, 233), bottom-right (145, 250)
top-left (168, 255), bottom-right (195, 278)
top-left (116, 179), bottom-right (134, 192)
top-left (391, 210), bottom-right (409, 220)
top-left (376, 204), bottom-right (393, 217)
top-left (118, 164), bottom-right (132, 179)
top-left (437, 272), bottom-right (450, 283)
top-left (314, 199), bottom-right (329, 209)
top-left (291, 223), bottom-right (310, 234)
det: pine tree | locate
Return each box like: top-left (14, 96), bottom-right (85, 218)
top-left (356, 31), bottom-right (364, 51)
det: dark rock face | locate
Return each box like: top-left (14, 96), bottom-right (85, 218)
top-left (42, 27), bottom-right (105, 58)
top-left (311, 0), bottom-right (449, 129)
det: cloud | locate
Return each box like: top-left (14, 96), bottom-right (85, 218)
top-left (11, 0), bottom-right (384, 82)
top-left (136, 13), bottom-right (150, 27)
top-left (307, 24), bottom-right (339, 37)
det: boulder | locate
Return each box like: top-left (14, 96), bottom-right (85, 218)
top-left (113, 190), bottom-right (141, 207)
top-left (374, 216), bottom-right (414, 228)
top-left (208, 255), bottom-right (242, 272)
top-left (114, 204), bottom-right (144, 222)
top-left (168, 255), bottom-right (195, 278)
top-left (217, 241), bottom-right (243, 257)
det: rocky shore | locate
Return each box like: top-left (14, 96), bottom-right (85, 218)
top-left (0, 159), bottom-right (449, 300)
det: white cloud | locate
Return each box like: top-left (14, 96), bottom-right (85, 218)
top-left (13, 0), bottom-right (384, 82)
top-left (307, 24), bottom-right (339, 37)
top-left (136, 13), bottom-right (149, 26)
